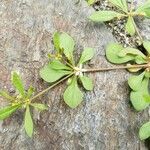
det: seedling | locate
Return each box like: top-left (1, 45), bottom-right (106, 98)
top-left (0, 72), bottom-right (48, 137)
top-left (106, 41), bottom-right (150, 140)
top-left (40, 32), bottom-right (94, 108)
top-left (89, 0), bottom-right (150, 41)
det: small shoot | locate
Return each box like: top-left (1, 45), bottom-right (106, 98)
top-left (0, 72), bottom-right (48, 137)
top-left (40, 32), bottom-right (94, 108)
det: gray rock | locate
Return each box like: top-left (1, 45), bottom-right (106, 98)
top-left (0, 0), bottom-right (149, 150)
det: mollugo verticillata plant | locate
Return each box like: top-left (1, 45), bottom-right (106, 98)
top-left (1, 32), bottom-right (150, 139)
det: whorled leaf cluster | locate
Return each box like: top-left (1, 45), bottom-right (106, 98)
top-left (0, 72), bottom-right (48, 137)
top-left (40, 32), bottom-right (94, 108)
top-left (89, 0), bottom-right (150, 37)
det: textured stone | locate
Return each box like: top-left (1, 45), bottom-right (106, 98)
top-left (0, 0), bottom-right (149, 150)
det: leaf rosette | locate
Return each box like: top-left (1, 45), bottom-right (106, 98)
top-left (0, 72), bottom-right (48, 137)
top-left (40, 32), bottom-right (94, 108)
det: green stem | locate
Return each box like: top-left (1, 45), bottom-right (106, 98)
top-left (61, 57), bottom-right (75, 69)
top-left (65, 61), bottom-right (74, 69)
top-left (82, 63), bottom-right (150, 73)
top-left (129, 0), bottom-right (143, 42)
top-left (132, 19), bottom-right (143, 43)
top-left (30, 73), bottom-right (74, 101)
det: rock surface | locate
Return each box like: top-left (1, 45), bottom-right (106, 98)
top-left (0, 0), bottom-right (149, 149)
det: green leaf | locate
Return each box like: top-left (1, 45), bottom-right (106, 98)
top-left (79, 76), bottom-right (93, 91)
top-left (109, 0), bottom-right (128, 12)
top-left (89, 11), bottom-right (124, 22)
top-left (135, 55), bottom-right (147, 64)
top-left (127, 66), bottom-right (142, 73)
top-left (26, 86), bottom-right (34, 99)
top-left (0, 90), bottom-right (15, 101)
top-left (125, 17), bottom-right (136, 36)
top-left (50, 60), bottom-right (72, 70)
top-left (24, 106), bottom-right (33, 137)
top-left (40, 63), bottom-right (71, 83)
top-left (139, 122), bottom-right (150, 140)
top-left (11, 72), bottom-right (25, 97)
top-left (136, 1), bottom-right (150, 17)
top-left (78, 48), bottom-right (94, 65)
top-left (31, 103), bottom-right (48, 111)
top-left (130, 78), bottom-right (149, 111)
top-left (0, 105), bottom-right (20, 120)
top-left (145, 71), bottom-right (150, 78)
top-left (106, 43), bottom-right (135, 64)
top-left (117, 47), bottom-right (146, 59)
top-left (143, 40), bottom-right (150, 54)
top-left (128, 72), bottom-right (145, 91)
top-left (53, 32), bottom-right (60, 52)
top-left (64, 76), bottom-right (83, 108)
top-left (143, 95), bottom-right (150, 103)
top-left (87, 0), bottom-right (95, 5)
top-left (59, 32), bottom-right (75, 64)
top-left (143, 8), bottom-right (150, 17)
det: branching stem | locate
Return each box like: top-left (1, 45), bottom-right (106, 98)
top-left (82, 63), bottom-right (150, 73)
top-left (30, 63), bottom-right (150, 101)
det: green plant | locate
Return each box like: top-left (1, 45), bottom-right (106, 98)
top-left (40, 32), bottom-right (94, 108)
top-left (106, 41), bottom-right (150, 140)
top-left (1, 31), bottom-right (150, 141)
top-left (0, 72), bottom-right (48, 137)
top-left (89, 0), bottom-right (150, 40)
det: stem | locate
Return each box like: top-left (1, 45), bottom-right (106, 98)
top-left (65, 60), bottom-right (74, 69)
top-left (129, 0), bottom-right (143, 42)
top-left (82, 64), bottom-right (150, 73)
top-left (132, 19), bottom-right (143, 43)
top-left (61, 56), bottom-right (74, 69)
top-left (30, 73), bottom-right (74, 101)
top-left (29, 63), bottom-right (149, 101)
